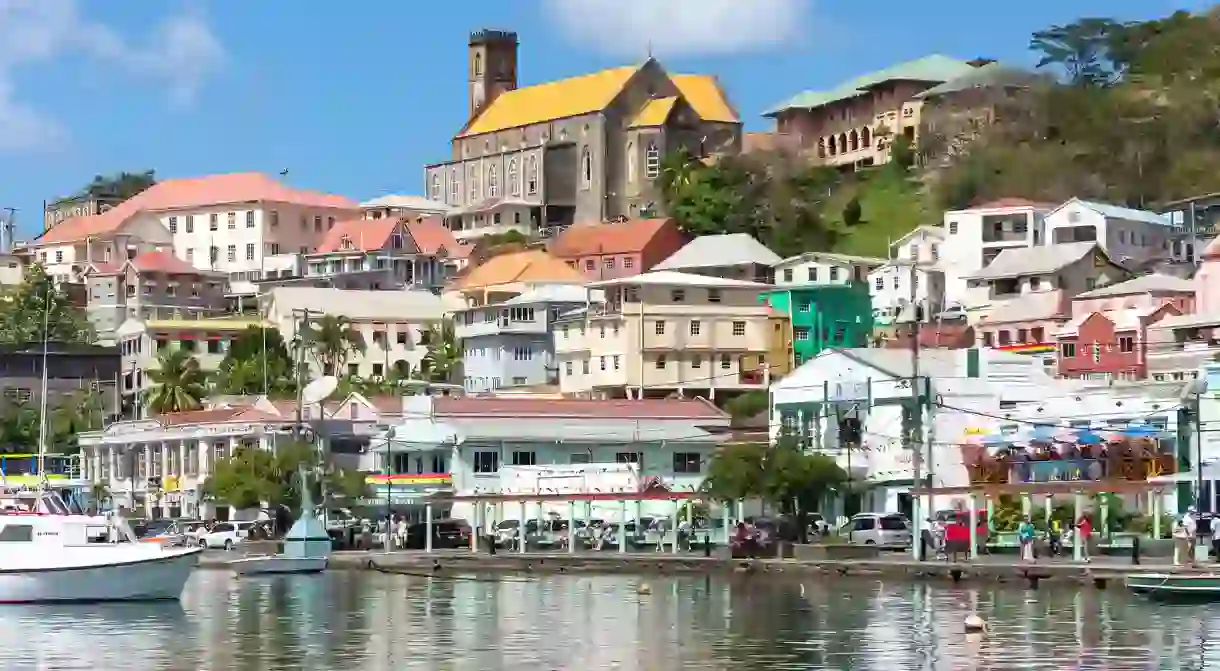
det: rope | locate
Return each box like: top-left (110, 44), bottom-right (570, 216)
top-left (365, 558), bottom-right (533, 582)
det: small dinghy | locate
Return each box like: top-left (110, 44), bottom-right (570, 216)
top-left (1126, 573), bottom-right (1220, 601)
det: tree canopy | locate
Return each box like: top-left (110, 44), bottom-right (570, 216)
top-left (0, 265), bottom-right (93, 345)
top-left (214, 327), bottom-right (298, 397)
top-left (79, 170), bottom-right (156, 200)
top-left (145, 348), bottom-right (207, 415)
top-left (202, 440), bottom-right (370, 511)
top-left (701, 433), bottom-right (847, 516)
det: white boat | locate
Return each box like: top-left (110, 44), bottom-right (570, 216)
top-left (228, 555), bottom-right (327, 575)
top-left (0, 489), bottom-right (202, 603)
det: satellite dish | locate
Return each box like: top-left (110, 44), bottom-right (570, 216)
top-left (1180, 378), bottom-right (1209, 402)
top-left (301, 376), bottom-right (339, 404)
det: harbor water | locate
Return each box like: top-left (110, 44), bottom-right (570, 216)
top-left (1, 570), bottom-right (1219, 670)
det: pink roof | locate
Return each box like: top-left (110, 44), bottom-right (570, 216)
top-left (82, 261), bottom-right (123, 276)
top-left (155, 406), bottom-right (283, 426)
top-left (971, 198), bottom-right (1056, 210)
top-left (433, 397), bottom-right (727, 420)
top-left (38, 172), bottom-right (359, 245)
top-left (129, 250), bottom-right (213, 275)
top-left (407, 216), bottom-right (463, 257)
top-left (316, 218), bottom-right (402, 254)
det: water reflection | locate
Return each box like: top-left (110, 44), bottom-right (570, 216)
top-left (0, 571), bottom-right (1219, 669)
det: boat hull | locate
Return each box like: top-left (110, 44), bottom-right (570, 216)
top-left (0, 547), bottom-right (202, 604)
top-left (1126, 573), bottom-right (1220, 600)
top-left (229, 555), bottom-right (327, 576)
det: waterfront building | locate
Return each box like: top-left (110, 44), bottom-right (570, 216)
top-left (651, 233), bottom-right (780, 284)
top-left (260, 286), bottom-right (446, 379)
top-left (32, 173), bottom-right (358, 289)
top-left (763, 55), bottom-right (987, 169)
top-left (549, 218), bottom-right (688, 282)
top-left (454, 284), bottom-right (595, 393)
top-left (83, 250), bottom-right (227, 344)
top-left (555, 270), bottom-right (785, 399)
top-left (423, 30), bottom-right (741, 239)
top-left (366, 395), bottom-right (729, 523)
top-left (115, 316), bottom-right (265, 417)
top-left (762, 283), bottom-right (873, 367)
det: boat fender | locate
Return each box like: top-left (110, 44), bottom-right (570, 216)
top-left (637, 583), bottom-right (652, 595)
top-left (964, 614), bottom-right (987, 633)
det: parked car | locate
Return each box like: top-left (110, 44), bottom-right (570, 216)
top-left (199, 521), bottom-right (258, 550)
top-left (841, 513), bottom-right (912, 547)
top-left (404, 518), bottom-right (471, 550)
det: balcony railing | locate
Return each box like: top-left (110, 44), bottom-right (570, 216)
top-left (966, 455), bottom-right (1177, 485)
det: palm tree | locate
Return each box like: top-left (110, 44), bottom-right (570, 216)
top-left (146, 348), bottom-right (207, 415)
top-left (419, 320), bottom-right (462, 384)
top-left (301, 315), bottom-right (366, 376)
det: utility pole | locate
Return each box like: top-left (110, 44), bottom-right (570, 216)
top-left (907, 261), bottom-right (925, 560)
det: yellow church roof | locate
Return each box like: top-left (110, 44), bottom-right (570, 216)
top-left (458, 64), bottom-right (739, 138)
top-left (628, 97), bottom-right (678, 128)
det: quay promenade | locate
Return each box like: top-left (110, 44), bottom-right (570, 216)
top-left (199, 548), bottom-right (1199, 586)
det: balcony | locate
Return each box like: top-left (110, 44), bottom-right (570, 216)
top-left (966, 455), bottom-right (1177, 485)
top-left (739, 370), bottom-right (764, 385)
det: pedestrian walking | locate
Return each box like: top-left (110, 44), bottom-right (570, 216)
top-left (1018, 515), bottom-right (1036, 562)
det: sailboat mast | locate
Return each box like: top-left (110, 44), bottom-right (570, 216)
top-left (36, 288), bottom-right (50, 485)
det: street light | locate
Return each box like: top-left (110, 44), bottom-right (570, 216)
top-left (1182, 378), bottom-right (1210, 511)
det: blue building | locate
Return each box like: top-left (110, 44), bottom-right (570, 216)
top-left (454, 285), bottom-right (594, 392)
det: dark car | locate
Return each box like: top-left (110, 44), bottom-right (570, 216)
top-left (404, 518), bottom-right (472, 549)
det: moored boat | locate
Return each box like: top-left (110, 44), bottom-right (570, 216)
top-left (1126, 572), bottom-right (1220, 600)
top-left (228, 555), bottom-right (327, 575)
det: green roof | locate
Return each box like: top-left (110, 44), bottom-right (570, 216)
top-left (763, 55), bottom-right (978, 117)
top-left (913, 63), bottom-right (1039, 99)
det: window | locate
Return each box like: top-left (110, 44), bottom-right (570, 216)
top-left (565, 361), bottom-right (573, 375)
top-left (720, 354), bottom-right (731, 369)
top-left (1092, 343), bottom-right (1101, 363)
top-left (1061, 342), bottom-right (1077, 358)
top-left (55, 250), bottom-right (63, 263)
top-left (246, 211), bottom-right (255, 228)
top-left (579, 146), bottom-right (592, 189)
top-left (227, 245), bottom-right (236, 262)
top-left (732, 321), bottom-right (745, 336)
top-left (626, 141), bottom-right (636, 182)
top-left (671, 289), bottom-right (685, 302)
top-left (168, 216), bottom-right (178, 234)
top-left (874, 276), bottom-right (884, 290)
top-left (615, 452), bottom-right (640, 464)
top-left (570, 453), bottom-right (591, 465)
top-left (613, 354), bottom-right (620, 370)
top-left (585, 259), bottom-right (595, 271)
top-left (511, 451), bottom-right (536, 466)
top-left (1031, 327), bottom-right (1044, 342)
top-left (269, 211), bottom-right (278, 228)
top-left (507, 159), bottom-right (519, 196)
top-left (799, 302), bottom-right (811, 313)
top-left (795, 327), bottom-right (810, 341)
top-left (431, 173), bottom-right (441, 199)
top-left (672, 452), bottom-right (701, 474)
top-left (655, 355), bottom-right (667, 369)
top-left (807, 267), bottom-right (818, 282)
top-left (784, 269), bottom-right (793, 282)
top-left (582, 359), bottom-right (590, 374)
top-left (655, 320), bottom-right (665, 335)
top-left (645, 143), bottom-right (660, 178)
top-left (245, 244), bottom-right (255, 261)
top-left (185, 215), bottom-right (194, 233)
top-left (707, 289), bottom-right (721, 303)
top-left (469, 166), bottom-right (479, 202)
top-left (209, 213), bottom-right (218, 231)
top-left (604, 257), bottom-right (615, 269)
top-left (931, 244), bottom-right (939, 261)
top-left (473, 451), bottom-right (499, 473)
top-left (0, 524), bottom-right (33, 542)
top-left (623, 257), bottom-right (634, 269)
top-left (526, 156), bottom-right (539, 195)
top-left (830, 267), bottom-right (840, 282)
top-left (692, 355), bottom-right (703, 368)
top-left (948, 221), bottom-right (958, 234)
top-left (314, 215), bottom-right (322, 231)
top-left (186, 248), bottom-right (194, 262)
top-left (451, 169), bottom-right (460, 200)
top-left (227, 212), bottom-right (236, 229)
top-left (690, 320), bottom-right (701, 335)
top-left (487, 165), bottom-right (499, 198)
top-left (1119, 336), bottom-right (1134, 353)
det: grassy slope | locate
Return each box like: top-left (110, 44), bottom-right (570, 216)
top-left (821, 168), bottom-right (934, 258)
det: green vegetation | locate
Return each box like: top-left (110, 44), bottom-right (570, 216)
top-left (213, 327), bottom-right (298, 397)
top-left (145, 348), bottom-right (207, 414)
top-left (78, 170), bottom-right (156, 200)
top-left (0, 265), bottom-right (93, 345)
top-left (202, 440), bottom-right (369, 510)
top-left (300, 314), bottom-right (366, 377)
top-left (663, 9), bottom-right (1220, 258)
top-left (702, 432), bottom-right (847, 518)
top-left (419, 321), bottom-right (463, 385)
top-left (0, 390), bottom-right (104, 454)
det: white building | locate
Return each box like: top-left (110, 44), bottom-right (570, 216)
top-left (774, 251), bottom-right (884, 288)
top-left (260, 286), bottom-right (447, 379)
top-left (938, 198), bottom-right (1052, 308)
top-left (1045, 198), bottom-right (1180, 266)
top-left (32, 172), bottom-right (360, 292)
top-left (867, 226), bottom-right (947, 324)
top-left (360, 195), bottom-right (455, 219)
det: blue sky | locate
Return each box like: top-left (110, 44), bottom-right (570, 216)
top-left (0, 0), bottom-right (1208, 239)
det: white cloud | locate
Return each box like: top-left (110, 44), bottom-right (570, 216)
top-left (0, 0), bottom-right (226, 152)
top-left (541, 0), bottom-right (812, 58)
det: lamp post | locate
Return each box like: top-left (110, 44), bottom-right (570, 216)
top-left (1183, 378), bottom-right (1210, 512)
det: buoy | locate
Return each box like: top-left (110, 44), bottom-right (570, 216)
top-left (637, 583), bottom-right (652, 595)
top-left (964, 614), bottom-right (987, 633)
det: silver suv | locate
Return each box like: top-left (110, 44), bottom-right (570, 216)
top-left (842, 513), bottom-right (912, 547)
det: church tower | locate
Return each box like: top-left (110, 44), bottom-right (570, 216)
top-left (468, 30), bottom-right (518, 119)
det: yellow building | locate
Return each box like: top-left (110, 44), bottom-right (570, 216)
top-left (554, 270), bottom-right (787, 400)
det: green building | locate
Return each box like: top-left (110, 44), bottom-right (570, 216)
top-left (763, 284), bottom-right (874, 368)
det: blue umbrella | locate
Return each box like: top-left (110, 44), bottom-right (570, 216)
top-left (1076, 431), bottom-right (1103, 445)
top-left (1120, 425), bottom-right (1161, 438)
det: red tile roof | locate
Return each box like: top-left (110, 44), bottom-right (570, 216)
top-left (156, 406), bottom-right (283, 426)
top-left (433, 397), bottom-right (727, 420)
top-left (550, 218), bottom-right (677, 257)
top-left (316, 217), bottom-right (402, 254)
top-left (38, 172), bottom-right (359, 245)
top-left (129, 250), bottom-right (210, 275)
top-left (407, 216), bottom-right (464, 257)
top-left (82, 261), bottom-right (123, 276)
top-left (971, 198), bottom-right (1056, 210)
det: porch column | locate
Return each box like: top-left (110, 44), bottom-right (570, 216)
top-left (968, 494), bottom-right (978, 561)
top-left (671, 498), bottom-right (681, 554)
top-left (1020, 493), bottom-right (1031, 519)
top-left (142, 447), bottom-right (153, 517)
top-left (470, 501), bottom-right (479, 552)
top-left (518, 501), bottom-right (527, 554)
top-left (986, 496), bottom-right (995, 534)
top-left (723, 501), bottom-right (733, 546)
top-left (178, 441), bottom-right (188, 479)
top-left (424, 502), bottom-right (433, 553)
top-left (567, 501), bottom-right (576, 554)
top-left (1099, 493), bottom-right (1109, 539)
top-left (1152, 491), bottom-right (1162, 539)
top-left (1044, 495), bottom-right (1053, 529)
top-left (619, 499), bottom-right (628, 554)
top-left (1073, 492), bottom-right (1084, 562)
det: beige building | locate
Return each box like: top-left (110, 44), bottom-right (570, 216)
top-left (424, 30), bottom-right (741, 240)
top-left (554, 271), bottom-right (777, 399)
top-left (84, 250), bottom-right (228, 344)
top-left (763, 55), bottom-right (992, 169)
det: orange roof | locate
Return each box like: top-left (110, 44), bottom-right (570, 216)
top-left (37, 173), bottom-right (359, 245)
top-left (129, 250), bottom-right (212, 275)
top-left (407, 216), bottom-right (464, 257)
top-left (550, 218), bottom-right (676, 257)
top-left (457, 249), bottom-right (586, 290)
top-left (316, 217), bottom-right (402, 254)
top-left (155, 406), bottom-right (283, 426)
